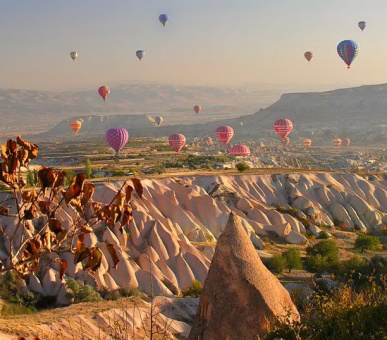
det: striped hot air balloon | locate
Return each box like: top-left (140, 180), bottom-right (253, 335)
top-left (281, 137), bottom-right (290, 147)
top-left (216, 126), bottom-right (234, 146)
top-left (342, 138), bottom-right (350, 147)
top-left (193, 105), bottom-right (202, 114)
top-left (274, 119), bottom-right (293, 139)
top-left (169, 133), bottom-right (186, 153)
top-left (230, 144), bottom-right (250, 156)
top-left (337, 40), bottom-right (359, 68)
top-left (106, 128), bottom-right (129, 153)
top-left (303, 138), bottom-right (312, 147)
top-left (70, 120), bottom-right (82, 134)
top-left (304, 51), bottom-right (314, 62)
top-left (333, 138), bottom-right (342, 148)
top-left (98, 86), bottom-right (110, 101)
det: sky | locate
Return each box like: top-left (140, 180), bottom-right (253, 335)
top-left (0, 0), bottom-right (387, 92)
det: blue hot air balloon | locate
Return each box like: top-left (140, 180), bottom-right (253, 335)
top-left (136, 50), bottom-right (145, 61)
top-left (159, 14), bottom-right (169, 27)
top-left (337, 40), bottom-right (359, 68)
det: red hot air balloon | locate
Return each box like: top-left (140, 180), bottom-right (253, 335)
top-left (230, 144), bottom-right (250, 156)
top-left (169, 133), bottom-right (186, 153)
top-left (281, 137), bottom-right (290, 147)
top-left (193, 105), bottom-right (202, 114)
top-left (106, 128), bottom-right (129, 154)
top-left (98, 86), bottom-right (110, 101)
top-left (274, 119), bottom-right (293, 139)
top-left (304, 51), bottom-right (314, 62)
top-left (216, 126), bottom-right (234, 146)
top-left (303, 138), bottom-right (312, 147)
top-left (332, 138), bottom-right (342, 148)
top-left (342, 138), bottom-right (350, 147)
top-left (70, 120), bottom-right (82, 134)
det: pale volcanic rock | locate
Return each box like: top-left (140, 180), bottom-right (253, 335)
top-left (27, 273), bottom-right (45, 295)
top-left (247, 208), bottom-right (272, 224)
top-left (135, 269), bottom-right (173, 296)
top-left (283, 214), bottom-right (305, 233)
top-left (265, 209), bottom-right (288, 225)
top-left (285, 230), bottom-right (307, 245)
top-left (42, 269), bottom-right (63, 296)
top-left (330, 202), bottom-right (353, 227)
top-left (264, 222), bottom-right (291, 237)
top-left (188, 213), bottom-right (299, 340)
top-left (236, 197), bottom-right (254, 213)
top-left (108, 249), bottom-right (138, 288)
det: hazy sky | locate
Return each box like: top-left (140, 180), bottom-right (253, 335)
top-left (0, 0), bottom-right (387, 92)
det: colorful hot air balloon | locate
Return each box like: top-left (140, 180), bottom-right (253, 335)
top-left (358, 21), bottom-right (366, 31)
top-left (159, 14), bottom-right (169, 27)
top-left (98, 86), bottom-right (110, 101)
top-left (193, 105), bottom-right (202, 114)
top-left (155, 116), bottom-right (163, 126)
top-left (169, 134), bottom-right (186, 153)
top-left (70, 51), bottom-right (78, 61)
top-left (216, 126), bottom-right (234, 146)
top-left (136, 50), bottom-right (145, 61)
top-left (230, 144), bottom-right (250, 156)
top-left (274, 119), bottom-right (293, 139)
top-left (70, 120), bottom-right (82, 134)
top-left (333, 138), bottom-right (342, 148)
top-left (304, 51), bottom-right (313, 62)
top-left (337, 40), bottom-right (359, 68)
top-left (281, 137), bottom-right (290, 147)
top-left (342, 138), bottom-right (351, 147)
top-left (303, 138), bottom-right (312, 147)
top-left (106, 128), bottom-right (129, 154)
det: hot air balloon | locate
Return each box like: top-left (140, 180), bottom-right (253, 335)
top-left (70, 120), bottom-right (82, 134)
top-left (70, 52), bottom-right (78, 61)
top-left (216, 126), bottom-right (234, 146)
top-left (98, 86), bottom-right (110, 101)
top-left (358, 21), bottom-right (366, 31)
top-left (159, 14), bottom-right (169, 27)
top-left (304, 51), bottom-right (313, 62)
top-left (274, 119), bottom-right (293, 139)
top-left (106, 128), bottom-right (129, 154)
top-left (337, 40), bottom-right (359, 68)
top-left (333, 138), bottom-right (342, 148)
top-left (203, 137), bottom-right (213, 145)
top-left (155, 116), bottom-right (163, 126)
top-left (342, 138), bottom-right (351, 147)
top-left (193, 105), bottom-right (202, 114)
top-left (281, 137), bottom-right (290, 147)
top-left (230, 144), bottom-right (250, 156)
top-left (303, 138), bottom-right (312, 147)
top-left (169, 134), bottom-right (186, 153)
top-left (239, 122), bottom-right (244, 126)
top-left (136, 50), bottom-right (145, 61)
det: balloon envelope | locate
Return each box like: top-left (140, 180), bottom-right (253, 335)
top-left (106, 128), bottom-right (129, 153)
top-left (333, 138), bottom-right (342, 148)
top-left (303, 138), bottom-right (312, 147)
top-left (304, 51), bottom-right (313, 62)
top-left (216, 126), bottom-right (234, 146)
top-left (70, 120), bottom-right (82, 134)
top-left (70, 51), bottom-right (78, 60)
top-left (155, 116), bottom-right (163, 126)
top-left (136, 50), bottom-right (145, 61)
top-left (230, 144), bottom-right (250, 156)
top-left (98, 86), bottom-right (110, 101)
top-left (169, 133), bottom-right (186, 153)
top-left (337, 40), bottom-right (359, 68)
top-left (342, 138), bottom-right (350, 147)
top-left (274, 119), bottom-right (293, 139)
top-left (159, 14), bottom-right (169, 26)
top-left (193, 105), bottom-right (202, 114)
top-left (358, 21), bottom-right (366, 31)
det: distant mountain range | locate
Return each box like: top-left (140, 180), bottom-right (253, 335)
top-left (38, 83), bottom-right (387, 144)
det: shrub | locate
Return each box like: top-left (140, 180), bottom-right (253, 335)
top-left (267, 255), bottom-right (286, 274)
top-left (317, 230), bottom-right (330, 239)
top-left (282, 248), bottom-right (302, 273)
top-left (355, 234), bottom-right (381, 252)
top-left (84, 158), bottom-right (92, 179)
top-left (236, 162), bottom-right (250, 172)
top-left (304, 254), bottom-right (330, 274)
top-left (66, 278), bottom-right (102, 303)
top-left (306, 240), bottom-right (339, 263)
top-left (181, 280), bottom-right (203, 297)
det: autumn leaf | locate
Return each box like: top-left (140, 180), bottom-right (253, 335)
top-left (17, 148), bottom-right (29, 166)
top-left (115, 192), bottom-right (125, 210)
top-left (62, 173), bottom-right (86, 203)
top-left (109, 204), bottom-right (121, 226)
top-left (83, 248), bottom-right (102, 272)
top-left (23, 205), bottom-right (37, 220)
top-left (121, 205), bottom-right (132, 227)
top-left (53, 170), bottom-right (66, 189)
top-left (48, 218), bottom-right (63, 234)
top-left (106, 244), bottom-right (120, 268)
top-left (125, 185), bottom-right (133, 202)
top-left (42, 230), bottom-right (51, 252)
top-left (74, 241), bottom-right (90, 264)
top-left (0, 207), bottom-right (9, 216)
top-left (81, 182), bottom-right (95, 206)
top-left (59, 259), bottom-right (67, 280)
top-left (38, 201), bottom-right (50, 215)
top-left (38, 167), bottom-right (58, 189)
top-left (130, 178), bottom-right (143, 199)
top-left (22, 191), bottom-right (37, 203)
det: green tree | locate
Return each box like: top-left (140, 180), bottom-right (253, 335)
top-left (307, 240), bottom-right (339, 262)
top-left (236, 162), bottom-right (250, 172)
top-left (282, 248), bottom-right (302, 273)
top-left (84, 158), bottom-right (92, 179)
top-left (26, 171), bottom-right (35, 187)
top-left (181, 280), bottom-right (203, 297)
top-left (267, 255), bottom-right (287, 274)
top-left (355, 234), bottom-right (381, 252)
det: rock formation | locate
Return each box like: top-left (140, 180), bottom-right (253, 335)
top-left (188, 212), bottom-right (299, 340)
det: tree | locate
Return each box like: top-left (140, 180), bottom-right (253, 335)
top-left (236, 162), bottom-right (250, 173)
top-left (306, 240), bottom-right (339, 263)
top-left (282, 248), bottom-right (302, 273)
top-left (26, 171), bottom-right (35, 187)
top-left (355, 234), bottom-right (381, 252)
top-left (267, 255), bottom-right (286, 274)
top-left (84, 158), bottom-right (92, 179)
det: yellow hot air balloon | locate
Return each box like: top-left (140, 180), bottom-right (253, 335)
top-left (70, 120), bottom-right (82, 134)
top-left (303, 138), bottom-right (312, 147)
top-left (332, 138), bottom-right (342, 148)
